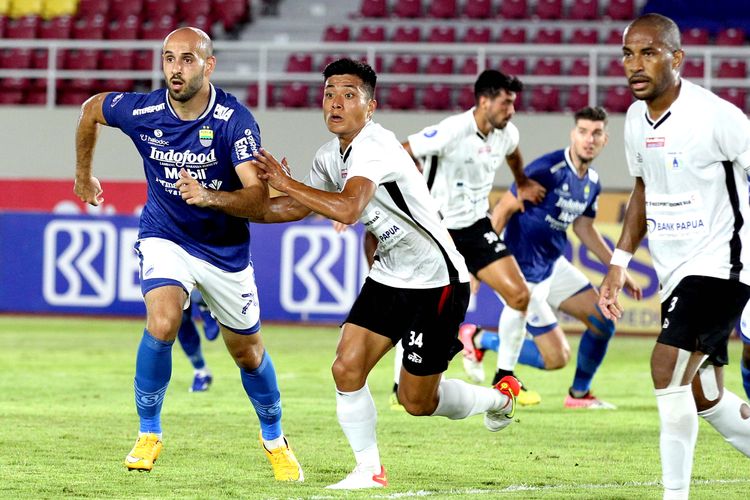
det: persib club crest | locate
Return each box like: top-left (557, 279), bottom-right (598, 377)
top-left (199, 126), bottom-right (214, 147)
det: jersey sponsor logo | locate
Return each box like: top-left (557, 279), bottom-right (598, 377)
top-left (646, 217), bottom-right (706, 235)
top-left (407, 352), bottom-right (423, 364)
top-left (132, 103), bottom-right (165, 115)
top-left (140, 134), bottom-right (170, 146)
top-left (234, 129), bottom-right (259, 161)
top-left (646, 137), bottom-right (665, 148)
top-left (111, 93), bottom-right (124, 107)
top-left (199, 126), bottom-right (214, 147)
top-left (149, 147), bottom-right (216, 167)
top-left (378, 225), bottom-right (400, 243)
top-left (154, 129), bottom-right (163, 137)
top-left (208, 179), bottom-right (223, 190)
top-left (213, 103), bottom-right (234, 121)
top-left (423, 129), bottom-right (438, 138)
top-left (164, 166), bottom-right (207, 180)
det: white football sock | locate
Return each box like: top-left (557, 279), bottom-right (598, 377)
top-left (432, 378), bottom-right (505, 419)
top-left (497, 306), bottom-right (526, 372)
top-left (698, 389), bottom-right (750, 456)
top-left (655, 385), bottom-right (697, 498)
top-left (336, 384), bottom-right (380, 471)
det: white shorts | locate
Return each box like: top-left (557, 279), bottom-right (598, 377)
top-left (135, 237), bottom-right (261, 334)
top-left (525, 257), bottom-right (592, 333)
top-left (740, 300), bottom-right (750, 344)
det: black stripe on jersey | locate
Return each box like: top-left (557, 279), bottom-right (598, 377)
top-left (341, 145), bottom-right (352, 162)
top-left (644, 111), bottom-right (672, 129)
top-left (723, 161), bottom-right (744, 280)
top-left (383, 181), bottom-right (460, 282)
top-left (426, 156), bottom-right (439, 191)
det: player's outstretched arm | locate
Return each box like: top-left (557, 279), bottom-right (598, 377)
top-left (252, 148), bottom-right (376, 225)
top-left (598, 177), bottom-right (647, 319)
top-left (74, 92), bottom-right (110, 206)
top-left (490, 190), bottom-right (522, 234)
top-left (506, 147), bottom-right (545, 208)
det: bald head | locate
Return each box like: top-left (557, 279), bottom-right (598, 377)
top-left (163, 27), bottom-right (213, 59)
top-left (624, 13), bottom-right (681, 52)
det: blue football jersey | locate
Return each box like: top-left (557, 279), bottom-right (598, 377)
top-left (505, 148), bottom-right (601, 283)
top-left (103, 85), bottom-right (261, 272)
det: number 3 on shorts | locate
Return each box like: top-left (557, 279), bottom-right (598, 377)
top-left (409, 331), bottom-right (423, 348)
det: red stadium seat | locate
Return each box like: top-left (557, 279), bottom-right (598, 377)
top-left (681, 27), bottom-right (709, 45)
top-left (0, 90), bottom-right (24, 105)
top-left (497, 26), bottom-right (525, 44)
top-left (456, 86), bottom-right (474, 109)
top-left (5, 15), bottom-right (40, 38)
top-left (604, 58), bottom-right (623, 77)
top-left (63, 48), bottom-right (99, 70)
top-left (535, 0), bottom-right (562, 20)
top-left (178, 0), bottom-right (211, 18)
top-left (422, 84), bottom-right (452, 110)
top-left (427, 25), bottom-right (455, 43)
top-left (425, 55), bottom-right (454, 74)
top-left (31, 48), bottom-right (63, 69)
top-left (144, 0), bottom-right (176, 18)
top-left (107, 15), bottom-right (139, 39)
top-left (71, 14), bottom-right (105, 39)
top-left (57, 90), bottom-right (91, 106)
top-left (182, 14), bottom-right (212, 35)
top-left (357, 25), bottom-right (385, 42)
top-left (462, 26), bottom-right (491, 43)
top-left (99, 49), bottom-right (134, 70)
top-left (529, 86), bottom-right (561, 112)
top-left (460, 57), bottom-right (478, 75)
top-left (463, 0), bottom-right (491, 19)
top-left (681, 58), bottom-right (704, 78)
top-left (716, 28), bottom-right (745, 46)
top-left (140, 15), bottom-right (176, 40)
top-left (100, 78), bottom-right (135, 92)
top-left (533, 57), bottom-right (562, 75)
top-left (390, 54), bottom-right (419, 73)
top-left (717, 88), bottom-right (747, 110)
top-left (285, 53), bottom-right (313, 72)
top-left (38, 15), bottom-right (72, 39)
top-left (24, 89), bottom-right (48, 105)
top-left (717, 59), bottom-right (747, 78)
top-left (534, 27), bottom-right (563, 44)
top-left (213, 0), bottom-right (249, 32)
top-left (603, 86), bottom-right (632, 112)
top-left (566, 85), bottom-right (589, 111)
top-left (604, 28), bottom-right (622, 44)
top-left (570, 28), bottom-right (598, 45)
top-left (392, 25), bottom-right (420, 42)
top-left (246, 83), bottom-right (275, 108)
top-left (133, 49), bottom-right (157, 70)
top-left (323, 24), bottom-right (350, 41)
top-left (360, 0), bottom-right (387, 18)
top-left (109, 0), bottom-right (143, 20)
top-left (499, 57), bottom-right (526, 76)
top-left (384, 84), bottom-right (416, 109)
top-left (279, 83), bottom-right (311, 108)
top-left (604, 0), bottom-right (633, 20)
top-left (499, 0), bottom-right (527, 19)
top-left (392, 0), bottom-right (422, 18)
top-left (76, 0), bottom-right (109, 18)
top-left (569, 58), bottom-right (590, 76)
top-left (1, 77), bottom-right (31, 91)
top-left (427, 0), bottom-right (456, 19)
top-left (567, 0), bottom-right (598, 20)
top-left (0, 48), bottom-right (33, 68)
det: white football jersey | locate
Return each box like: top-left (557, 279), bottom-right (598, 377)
top-left (624, 78), bottom-right (750, 301)
top-left (307, 120), bottom-right (470, 289)
top-left (407, 108), bottom-right (520, 229)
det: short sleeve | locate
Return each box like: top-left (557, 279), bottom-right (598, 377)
top-left (714, 100), bottom-right (750, 171)
top-left (305, 155), bottom-right (338, 192)
top-left (102, 92), bottom-right (140, 133)
top-left (504, 122), bottom-right (520, 156)
top-left (407, 116), bottom-right (463, 158)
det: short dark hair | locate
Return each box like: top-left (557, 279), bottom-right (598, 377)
top-left (474, 69), bottom-right (523, 101)
top-left (323, 58), bottom-right (377, 99)
top-left (574, 106), bottom-right (608, 125)
top-left (627, 13), bottom-right (681, 51)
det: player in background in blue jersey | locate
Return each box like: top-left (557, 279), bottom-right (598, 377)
top-left (73, 27), bottom-right (303, 480)
top-left (736, 302), bottom-right (750, 400)
top-left (463, 107), bottom-right (642, 408)
top-left (177, 290), bottom-right (220, 392)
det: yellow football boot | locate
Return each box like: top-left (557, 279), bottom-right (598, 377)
top-left (259, 432), bottom-right (304, 481)
top-left (124, 433), bottom-right (162, 471)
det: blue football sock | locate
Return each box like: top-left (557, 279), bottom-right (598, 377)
top-left (177, 310), bottom-right (205, 370)
top-left (572, 329), bottom-right (612, 394)
top-left (741, 360), bottom-right (750, 401)
top-left (134, 329), bottom-right (174, 434)
top-left (240, 351), bottom-right (282, 441)
top-left (479, 330), bottom-right (545, 369)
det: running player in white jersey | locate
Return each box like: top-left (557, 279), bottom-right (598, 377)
top-left (248, 58), bottom-right (521, 490)
top-left (74, 27), bottom-right (302, 480)
top-left (403, 70), bottom-right (546, 405)
top-left (599, 14), bottom-right (750, 500)
top-left (471, 107), bottom-right (642, 409)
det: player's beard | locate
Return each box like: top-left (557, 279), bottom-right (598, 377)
top-left (168, 74), bottom-right (204, 103)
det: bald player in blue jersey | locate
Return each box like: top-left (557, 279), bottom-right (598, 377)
top-left (465, 107), bottom-right (642, 408)
top-left (73, 27), bottom-right (303, 480)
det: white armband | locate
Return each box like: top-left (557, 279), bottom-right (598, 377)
top-left (610, 248), bottom-right (633, 268)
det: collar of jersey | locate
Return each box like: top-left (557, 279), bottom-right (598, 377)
top-left (164, 83), bottom-right (216, 121)
top-left (340, 119), bottom-right (374, 159)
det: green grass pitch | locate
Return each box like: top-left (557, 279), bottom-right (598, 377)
top-left (1, 315), bottom-right (749, 499)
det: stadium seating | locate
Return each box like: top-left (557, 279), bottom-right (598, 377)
top-left (279, 82), bottom-right (311, 108)
top-left (717, 88), bottom-right (746, 109)
top-left (285, 53), bottom-right (313, 72)
top-left (422, 83), bottom-right (452, 110)
top-left (106, 15), bottom-right (139, 40)
top-left (462, 0), bottom-right (491, 19)
top-left (681, 58), bottom-right (705, 78)
top-left (0, 90), bottom-right (24, 105)
top-left (392, 0), bottom-right (421, 18)
top-left (5, 15), bottom-right (39, 38)
top-left (38, 14), bottom-right (71, 38)
top-left (681, 27), bottom-right (709, 45)
top-left (529, 85), bottom-right (561, 111)
top-left (71, 14), bottom-right (105, 39)
top-left (109, 0), bottom-right (143, 20)
top-left (99, 48), bottom-right (134, 70)
top-left (498, 57), bottom-right (526, 76)
top-left (533, 27), bottom-right (563, 44)
top-left (246, 82), bottom-right (275, 108)
top-left (715, 28), bottom-right (745, 46)
top-left (143, 0), bottom-right (176, 18)
top-left (603, 86), bottom-right (632, 112)
top-left (184, 14), bottom-right (212, 35)
top-left (604, 28), bottom-right (622, 44)
top-left (567, 0), bottom-right (599, 20)
top-left (323, 24), bottom-right (350, 41)
top-left (459, 56), bottom-right (478, 75)
top-left (1, 47), bottom-right (32, 68)
top-left (213, 0), bottom-right (249, 32)
top-left (42, 0), bottom-right (76, 19)
top-left (499, 0), bottom-right (527, 19)
top-left (1, 76), bottom-right (30, 91)
top-left (426, 55), bottom-right (454, 74)
top-left (533, 57), bottom-right (562, 75)
top-left (535, 0), bottom-right (563, 20)
top-left (717, 59), bottom-right (747, 78)
top-left (24, 89), bottom-right (48, 104)
top-left (427, 25), bottom-right (455, 43)
top-left (604, 58), bottom-right (623, 77)
top-left (357, 24), bottom-right (385, 42)
top-left (359, 0), bottom-right (387, 18)
top-left (566, 85), bottom-right (589, 111)
top-left (140, 15), bottom-right (175, 40)
top-left (569, 57), bottom-right (590, 76)
top-left (392, 25), bottom-right (420, 42)
top-left (426, 0), bottom-right (456, 19)
top-left (390, 54), bottom-right (419, 73)
top-left (178, 0), bottom-right (211, 18)
top-left (570, 28), bottom-right (598, 45)
top-left (497, 26), bottom-right (526, 44)
top-left (383, 83), bottom-right (416, 109)
top-left (462, 26), bottom-right (491, 44)
top-left (57, 89), bottom-right (90, 105)
top-left (604, 0), bottom-right (633, 20)
top-left (456, 85), bottom-right (473, 109)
